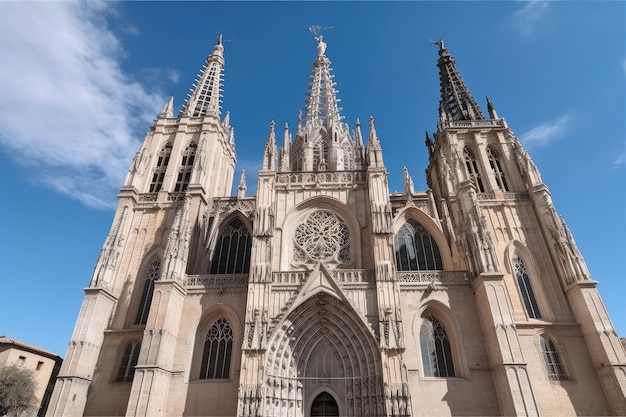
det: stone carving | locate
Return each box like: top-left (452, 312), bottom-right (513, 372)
top-left (294, 210), bottom-right (350, 264)
top-left (396, 270), bottom-right (470, 285)
top-left (92, 206), bottom-right (128, 290)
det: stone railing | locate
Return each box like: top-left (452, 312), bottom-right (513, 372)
top-left (275, 171), bottom-right (367, 185)
top-left (185, 274), bottom-right (249, 288)
top-left (439, 119), bottom-right (504, 129)
top-left (476, 192), bottom-right (530, 201)
top-left (332, 269), bottom-right (374, 283)
top-left (272, 271), bottom-right (308, 284)
top-left (397, 270), bottom-right (471, 285)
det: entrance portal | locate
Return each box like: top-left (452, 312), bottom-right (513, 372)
top-left (310, 392), bottom-right (339, 417)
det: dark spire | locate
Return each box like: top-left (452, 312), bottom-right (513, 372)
top-left (433, 40), bottom-right (484, 121)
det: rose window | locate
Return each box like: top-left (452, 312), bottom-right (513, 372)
top-left (294, 210), bottom-right (350, 264)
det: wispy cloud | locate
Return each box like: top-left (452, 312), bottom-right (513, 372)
top-left (0, 2), bottom-right (164, 209)
top-left (519, 114), bottom-right (572, 147)
top-left (511, 1), bottom-right (549, 37)
top-left (614, 153), bottom-right (625, 166)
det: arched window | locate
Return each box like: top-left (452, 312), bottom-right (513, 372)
top-left (540, 335), bottom-right (567, 380)
top-left (149, 143), bottom-right (172, 192)
top-left (200, 317), bottom-right (233, 379)
top-left (135, 257), bottom-right (161, 325)
top-left (210, 219), bottom-right (251, 274)
top-left (420, 314), bottom-right (455, 377)
top-left (341, 141), bottom-right (355, 170)
top-left (463, 146), bottom-right (485, 192)
top-left (313, 139), bottom-right (329, 171)
top-left (174, 141), bottom-right (197, 192)
top-left (115, 340), bottom-right (141, 382)
top-left (512, 256), bottom-right (541, 319)
top-left (487, 146), bottom-right (509, 191)
top-left (395, 219), bottom-right (443, 271)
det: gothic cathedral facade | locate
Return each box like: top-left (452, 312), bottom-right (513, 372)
top-left (46, 37), bottom-right (626, 417)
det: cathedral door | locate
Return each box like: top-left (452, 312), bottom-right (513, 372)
top-left (310, 392), bottom-right (339, 417)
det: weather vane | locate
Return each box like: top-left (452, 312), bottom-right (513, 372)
top-left (309, 25), bottom-right (334, 36)
top-left (429, 35), bottom-right (445, 50)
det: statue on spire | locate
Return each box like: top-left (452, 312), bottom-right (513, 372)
top-left (315, 35), bottom-right (327, 56)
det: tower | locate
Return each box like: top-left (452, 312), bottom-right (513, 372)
top-left (46, 35), bottom-right (626, 417)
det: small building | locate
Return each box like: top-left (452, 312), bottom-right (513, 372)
top-left (0, 336), bottom-right (62, 417)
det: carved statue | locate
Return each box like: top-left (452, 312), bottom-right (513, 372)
top-left (315, 35), bottom-right (327, 56)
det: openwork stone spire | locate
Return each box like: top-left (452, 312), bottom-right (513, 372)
top-left (434, 40), bottom-right (484, 121)
top-left (180, 35), bottom-right (225, 117)
top-left (303, 35), bottom-right (343, 128)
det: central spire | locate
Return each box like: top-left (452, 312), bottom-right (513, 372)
top-left (303, 35), bottom-right (343, 128)
top-left (180, 35), bottom-right (225, 117)
top-left (434, 40), bottom-right (484, 121)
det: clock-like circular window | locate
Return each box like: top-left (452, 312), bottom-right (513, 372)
top-left (293, 210), bottom-right (350, 265)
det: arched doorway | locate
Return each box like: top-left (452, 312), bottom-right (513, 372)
top-left (311, 392), bottom-right (339, 417)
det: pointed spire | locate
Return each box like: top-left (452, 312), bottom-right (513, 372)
top-left (180, 35), bottom-right (225, 117)
top-left (160, 96), bottom-right (174, 118)
top-left (368, 116), bottom-right (381, 150)
top-left (433, 40), bottom-right (484, 121)
top-left (237, 170), bottom-right (247, 198)
top-left (403, 167), bottom-right (415, 194)
top-left (486, 96), bottom-right (499, 119)
top-left (425, 131), bottom-right (435, 157)
top-left (303, 35), bottom-right (343, 128)
top-left (263, 121), bottom-right (277, 171)
top-left (279, 123), bottom-right (291, 171)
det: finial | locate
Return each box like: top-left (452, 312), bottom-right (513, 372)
top-left (237, 170), bottom-right (246, 198)
top-left (486, 96), bottom-right (498, 119)
top-left (315, 35), bottom-right (327, 56)
top-left (270, 120), bottom-right (275, 132)
top-left (403, 167), bottom-right (415, 194)
top-left (356, 117), bottom-right (361, 127)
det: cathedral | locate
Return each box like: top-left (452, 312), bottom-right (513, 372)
top-left (46, 35), bottom-right (626, 417)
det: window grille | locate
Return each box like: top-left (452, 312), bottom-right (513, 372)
top-left (487, 146), bottom-right (509, 191)
top-left (540, 336), bottom-right (567, 380)
top-left (135, 257), bottom-right (161, 325)
top-left (463, 146), bottom-right (485, 192)
top-left (149, 143), bottom-right (172, 192)
top-left (395, 219), bottom-right (443, 270)
top-left (512, 256), bottom-right (541, 319)
top-left (341, 141), bottom-right (355, 170)
top-left (312, 139), bottom-right (329, 171)
top-left (293, 210), bottom-right (350, 264)
top-left (193, 65), bottom-right (218, 116)
top-left (174, 142), bottom-right (197, 192)
top-left (200, 317), bottom-right (233, 379)
top-left (210, 219), bottom-right (251, 274)
top-left (420, 314), bottom-right (455, 377)
top-left (116, 340), bottom-right (141, 382)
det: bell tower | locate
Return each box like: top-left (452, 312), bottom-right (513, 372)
top-left (46, 36), bottom-right (238, 417)
top-left (425, 40), bottom-right (626, 416)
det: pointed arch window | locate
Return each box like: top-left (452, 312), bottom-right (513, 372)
top-left (540, 335), bottom-right (567, 380)
top-left (420, 315), bottom-right (455, 377)
top-left (135, 257), bottom-right (161, 325)
top-left (115, 340), bottom-right (141, 382)
top-left (395, 219), bottom-right (443, 270)
top-left (210, 218), bottom-right (251, 274)
top-left (487, 146), bottom-right (509, 191)
top-left (149, 143), bottom-right (172, 192)
top-left (200, 317), bottom-right (233, 379)
top-left (463, 147), bottom-right (485, 192)
top-left (313, 139), bottom-right (329, 171)
top-left (174, 141), bottom-right (197, 192)
top-left (341, 141), bottom-right (355, 170)
top-left (512, 256), bottom-right (541, 319)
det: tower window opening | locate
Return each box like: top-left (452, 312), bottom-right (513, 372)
top-left (135, 257), bottom-right (161, 325)
top-left (420, 314), bottom-right (455, 377)
top-left (512, 256), bottom-right (541, 319)
top-left (540, 335), bottom-right (567, 380)
top-left (116, 340), bottom-right (141, 382)
top-left (312, 139), bottom-right (329, 171)
top-left (175, 142), bottom-right (197, 192)
top-left (149, 143), bottom-right (172, 192)
top-left (463, 147), bottom-right (485, 192)
top-left (200, 317), bottom-right (233, 379)
top-left (487, 146), bottom-right (509, 191)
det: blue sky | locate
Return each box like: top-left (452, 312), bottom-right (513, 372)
top-left (0, 1), bottom-right (624, 357)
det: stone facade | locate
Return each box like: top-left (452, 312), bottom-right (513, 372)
top-left (46, 37), bottom-right (626, 417)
